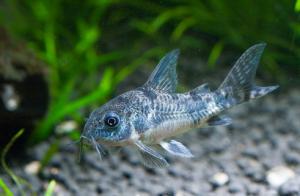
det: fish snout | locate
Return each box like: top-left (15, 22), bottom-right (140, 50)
top-left (82, 119), bottom-right (96, 140)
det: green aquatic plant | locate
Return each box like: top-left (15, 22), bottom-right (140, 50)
top-left (0, 178), bottom-right (13, 196)
top-left (295, 0), bottom-right (300, 11)
top-left (0, 129), bottom-right (61, 195)
top-left (131, 0), bottom-right (300, 80)
top-left (1, 129), bottom-right (33, 196)
top-left (0, 0), bottom-right (117, 142)
top-left (44, 180), bottom-right (56, 196)
top-left (0, 0), bottom-right (164, 143)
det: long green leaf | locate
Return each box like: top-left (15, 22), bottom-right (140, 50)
top-left (44, 180), bottom-right (56, 196)
top-left (0, 178), bottom-right (13, 196)
top-left (1, 129), bottom-right (30, 196)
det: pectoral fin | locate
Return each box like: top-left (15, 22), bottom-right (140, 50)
top-left (135, 141), bottom-right (169, 168)
top-left (160, 140), bottom-right (194, 158)
top-left (207, 116), bottom-right (232, 126)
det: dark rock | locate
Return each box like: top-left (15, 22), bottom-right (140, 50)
top-left (96, 185), bottom-right (104, 194)
top-left (144, 167), bottom-right (157, 175)
top-left (236, 159), bottom-right (249, 170)
top-left (284, 152), bottom-right (300, 165)
top-left (157, 189), bottom-right (175, 196)
top-left (138, 187), bottom-right (150, 193)
top-left (128, 157), bottom-right (140, 167)
top-left (122, 171), bottom-right (132, 180)
top-left (261, 158), bottom-right (276, 170)
top-left (265, 131), bottom-right (279, 148)
top-left (274, 108), bottom-right (287, 119)
top-left (242, 147), bottom-right (260, 160)
top-left (228, 181), bottom-right (244, 193)
top-left (167, 167), bottom-right (180, 177)
top-left (121, 149), bottom-right (140, 166)
top-left (237, 159), bottom-right (265, 183)
top-left (246, 184), bottom-right (260, 195)
top-left (49, 157), bottom-right (62, 168)
top-left (279, 180), bottom-right (300, 196)
top-left (246, 169), bottom-right (265, 183)
top-left (249, 129), bottom-right (264, 144)
top-left (75, 174), bottom-right (93, 183)
top-left (41, 169), bottom-right (78, 193)
top-left (204, 137), bottom-right (230, 154)
top-left (109, 156), bottom-right (119, 170)
top-left (83, 156), bottom-right (107, 174)
top-left (288, 140), bottom-right (300, 151)
top-left (180, 172), bottom-right (194, 181)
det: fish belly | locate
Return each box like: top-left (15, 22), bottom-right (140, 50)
top-left (142, 117), bottom-right (206, 144)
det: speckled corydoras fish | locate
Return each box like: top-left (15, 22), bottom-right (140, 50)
top-left (81, 43), bottom-right (279, 168)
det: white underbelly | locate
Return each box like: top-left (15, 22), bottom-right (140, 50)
top-left (142, 118), bottom-right (206, 144)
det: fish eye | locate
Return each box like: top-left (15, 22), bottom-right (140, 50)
top-left (104, 113), bottom-right (120, 128)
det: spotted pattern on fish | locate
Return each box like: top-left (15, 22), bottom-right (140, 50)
top-left (81, 44), bottom-right (278, 168)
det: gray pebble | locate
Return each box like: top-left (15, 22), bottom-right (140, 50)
top-left (288, 140), bottom-right (300, 151)
top-left (284, 152), bottom-right (300, 165)
top-left (242, 147), bottom-right (260, 160)
top-left (246, 184), bottom-right (260, 195)
top-left (266, 166), bottom-right (295, 188)
top-left (279, 180), bottom-right (300, 196)
top-left (157, 189), bottom-right (175, 196)
top-left (210, 172), bottom-right (229, 189)
top-left (228, 181), bottom-right (244, 193)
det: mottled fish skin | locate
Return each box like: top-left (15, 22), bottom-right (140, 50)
top-left (81, 43), bottom-right (279, 167)
top-left (86, 86), bottom-right (222, 144)
top-left (133, 87), bottom-right (223, 143)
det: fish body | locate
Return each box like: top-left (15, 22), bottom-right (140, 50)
top-left (82, 43), bottom-right (278, 167)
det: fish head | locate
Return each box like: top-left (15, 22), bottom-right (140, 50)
top-left (81, 95), bottom-right (133, 146)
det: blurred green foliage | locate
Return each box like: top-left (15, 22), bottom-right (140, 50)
top-left (0, 178), bottom-right (13, 196)
top-left (0, 0), bottom-right (299, 143)
top-left (131, 0), bottom-right (300, 78)
top-left (1, 129), bottom-right (32, 195)
top-left (0, 129), bottom-right (57, 195)
top-left (44, 180), bottom-right (56, 196)
top-left (0, 0), bottom-right (165, 143)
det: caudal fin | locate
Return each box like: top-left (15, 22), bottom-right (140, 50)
top-left (217, 43), bottom-right (279, 105)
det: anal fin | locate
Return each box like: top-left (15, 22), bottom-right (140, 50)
top-left (160, 140), bottom-right (194, 158)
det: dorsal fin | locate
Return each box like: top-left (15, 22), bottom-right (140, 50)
top-left (190, 83), bottom-right (210, 94)
top-left (144, 49), bottom-right (180, 93)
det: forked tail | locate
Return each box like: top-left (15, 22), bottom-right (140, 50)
top-left (216, 43), bottom-right (279, 107)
